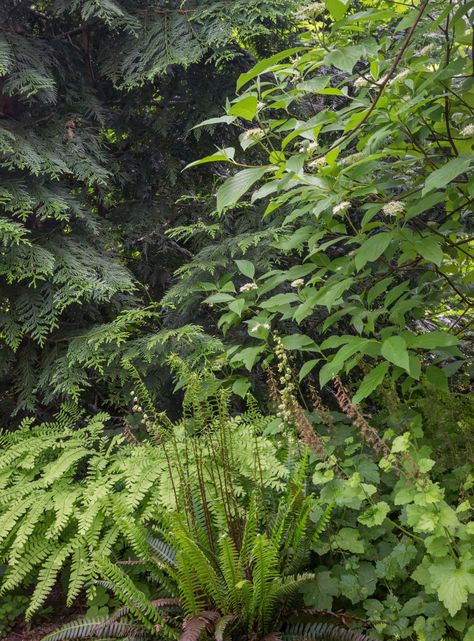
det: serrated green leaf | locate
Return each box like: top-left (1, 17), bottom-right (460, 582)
top-left (358, 501), bottom-right (390, 527)
top-left (428, 559), bottom-right (474, 616)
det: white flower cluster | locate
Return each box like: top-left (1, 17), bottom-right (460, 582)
top-left (308, 157), bottom-right (325, 170)
top-left (354, 76), bottom-right (368, 88)
top-left (250, 322), bottom-right (271, 332)
top-left (241, 128), bottom-right (265, 144)
top-left (297, 2), bottom-right (325, 18)
top-left (393, 69), bottom-right (410, 83)
top-left (460, 124), bottom-right (474, 138)
top-left (239, 282), bottom-right (258, 293)
top-left (418, 43), bottom-right (436, 56)
top-left (333, 201), bottom-right (351, 215)
top-left (300, 141), bottom-right (318, 154)
top-left (290, 278), bottom-right (305, 288)
top-left (382, 200), bottom-right (405, 216)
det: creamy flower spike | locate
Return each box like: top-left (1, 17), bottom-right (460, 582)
top-left (354, 76), bottom-right (368, 87)
top-left (239, 282), bottom-right (258, 293)
top-left (382, 200), bottom-right (405, 216)
top-left (393, 69), bottom-right (410, 83)
top-left (418, 43), bottom-right (437, 56)
top-left (333, 201), bottom-right (351, 215)
top-left (340, 152), bottom-right (363, 166)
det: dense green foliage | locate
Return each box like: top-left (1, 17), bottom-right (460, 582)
top-left (0, 0), bottom-right (302, 421)
top-left (0, 0), bottom-right (473, 640)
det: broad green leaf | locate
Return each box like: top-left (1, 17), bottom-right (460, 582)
top-left (281, 334), bottom-right (317, 351)
top-left (260, 292), bottom-right (299, 310)
top-left (358, 501), bottom-right (390, 527)
top-left (353, 361), bottom-right (390, 404)
top-left (323, 0), bottom-right (350, 20)
top-left (325, 45), bottom-right (365, 73)
top-left (422, 156), bottom-right (472, 195)
top-left (204, 293), bottom-right (235, 304)
top-left (217, 167), bottom-right (269, 212)
top-left (411, 236), bottom-right (443, 265)
top-left (192, 115), bottom-right (236, 130)
top-left (332, 527), bottom-right (365, 554)
top-left (425, 365), bottom-right (449, 391)
top-left (185, 147), bottom-right (235, 170)
top-left (231, 345), bottom-right (264, 371)
top-left (232, 377), bottom-right (250, 398)
top-left (228, 96), bottom-right (258, 120)
top-left (355, 232), bottom-right (392, 271)
top-left (319, 339), bottom-right (371, 387)
top-left (409, 331), bottom-right (459, 349)
top-left (300, 570), bottom-right (339, 610)
top-left (299, 359), bottom-right (320, 381)
top-left (381, 335), bottom-right (410, 372)
top-left (296, 77), bottom-right (329, 93)
top-left (307, 278), bottom-right (354, 309)
top-left (235, 259), bottom-right (255, 279)
top-left (236, 47), bottom-right (303, 90)
top-left (367, 277), bottom-right (394, 306)
top-left (343, 108), bottom-right (370, 134)
top-left (428, 559), bottom-right (474, 616)
top-left (405, 191), bottom-right (445, 220)
top-left (228, 299), bottom-right (245, 317)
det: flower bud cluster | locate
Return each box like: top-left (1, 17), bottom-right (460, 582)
top-left (130, 389), bottom-right (154, 428)
top-left (239, 282), bottom-right (258, 293)
top-left (382, 200), bottom-right (405, 216)
top-left (274, 336), bottom-right (325, 456)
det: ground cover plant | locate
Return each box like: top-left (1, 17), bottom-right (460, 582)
top-left (0, 0), bottom-right (473, 640)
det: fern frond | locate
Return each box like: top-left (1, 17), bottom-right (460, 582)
top-left (214, 614), bottom-right (237, 641)
top-left (180, 611), bottom-right (219, 641)
top-left (249, 535), bottom-right (279, 631)
top-left (283, 622), bottom-right (373, 641)
top-left (218, 535), bottom-right (244, 609)
top-left (41, 616), bottom-right (148, 641)
top-left (95, 556), bottom-right (162, 632)
top-left (26, 543), bottom-right (74, 619)
top-left (147, 535), bottom-right (178, 567)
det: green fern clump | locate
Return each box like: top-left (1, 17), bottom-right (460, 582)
top-left (46, 459), bottom-right (349, 641)
top-left (0, 371), bottom-right (293, 621)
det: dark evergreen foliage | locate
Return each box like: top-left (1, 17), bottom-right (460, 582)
top-left (0, 0), bottom-right (302, 422)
